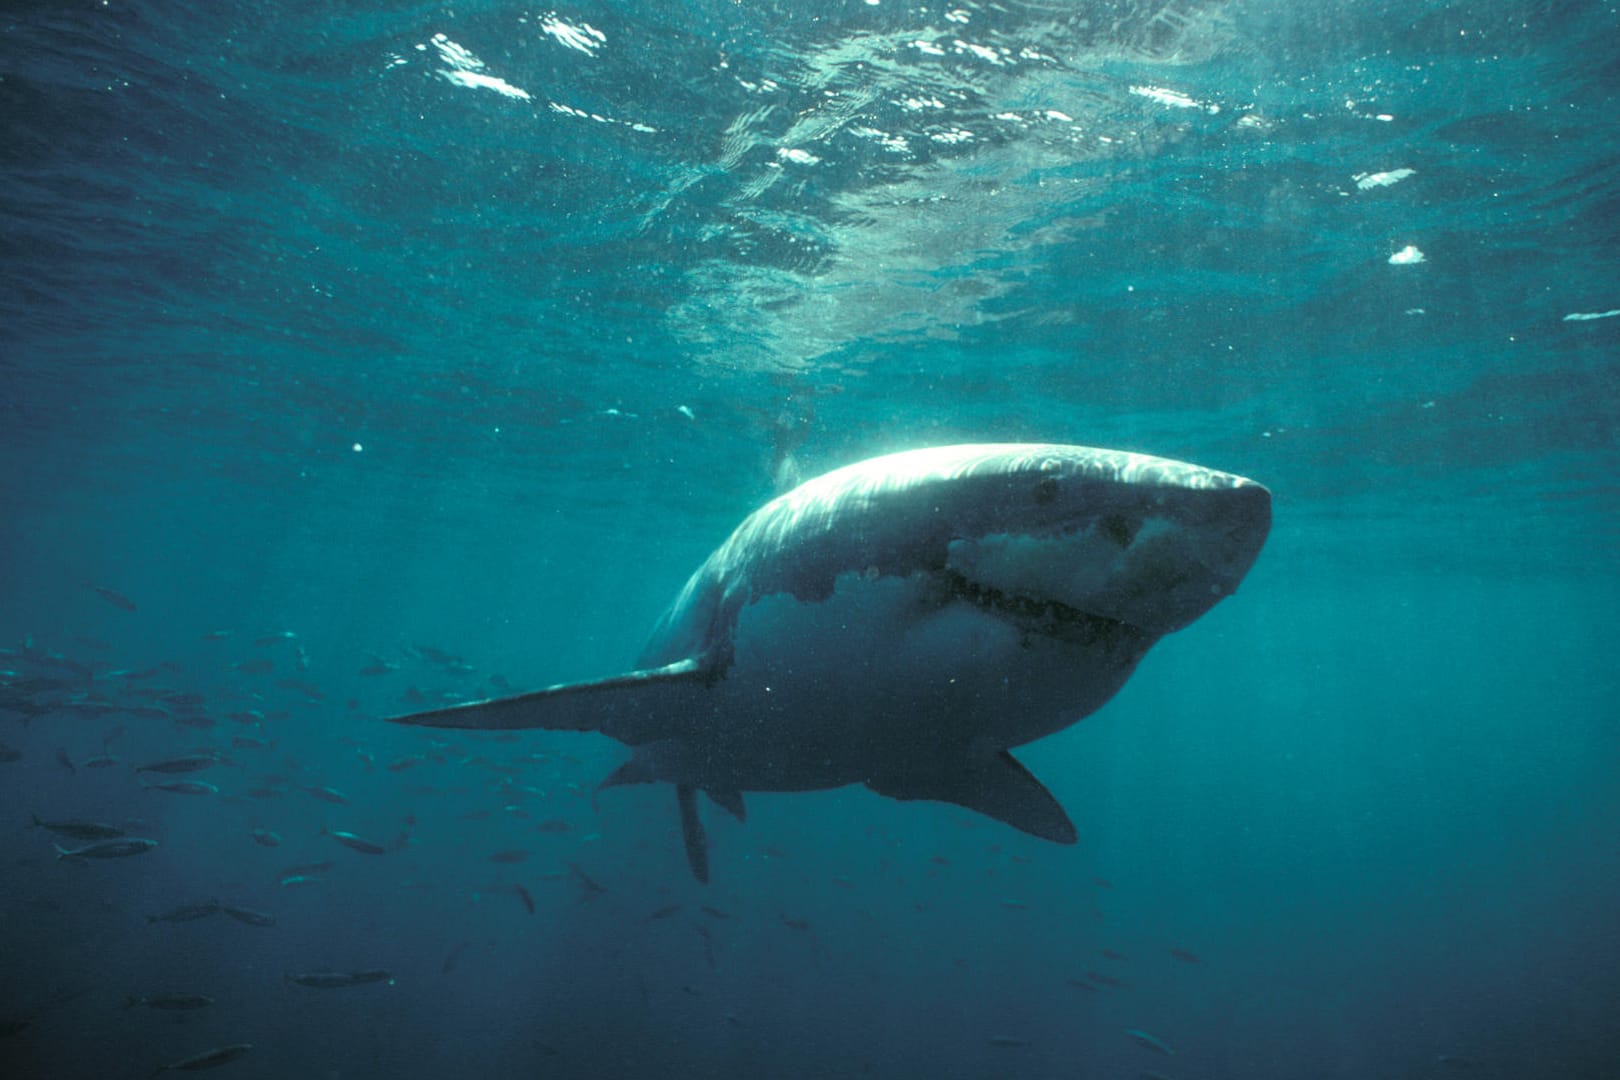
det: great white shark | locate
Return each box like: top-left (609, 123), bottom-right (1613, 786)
top-left (388, 443), bottom-right (1271, 881)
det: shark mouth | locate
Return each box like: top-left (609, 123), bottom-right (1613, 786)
top-left (938, 569), bottom-right (1147, 650)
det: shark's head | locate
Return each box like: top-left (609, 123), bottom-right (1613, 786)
top-left (643, 443), bottom-right (1272, 667)
top-left (931, 445), bottom-right (1272, 638)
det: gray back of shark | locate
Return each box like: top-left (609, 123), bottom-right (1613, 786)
top-left (389, 443), bottom-right (1271, 881)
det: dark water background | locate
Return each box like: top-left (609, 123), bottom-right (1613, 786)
top-left (3, 1), bottom-right (1618, 1077)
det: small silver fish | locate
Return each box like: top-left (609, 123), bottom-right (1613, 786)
top-left (148, 900), bottom-right (221, 923)
top-left (1124, 1028), bottom-right (1176, 1055)
top-left (126, 992), bottom-right (213, 1010)
top-left (148, 1043), bottom-right (250, 1077)
top-left (135, 754), bottom-right (222, 775)
top-left (278, 873), bottom-right (324, 888)
top-left (90, 584), bottom-right (138, 612)
top-left (142, 780), bottom-right (218, 795)
top-left (55, 838), bottom-right (158, 861)
top-left (220, 905), bottom-right (275, 927)
top-left (253, 630), bottom-right (298, 646)
top-left (285, 969), bottom-right (394, 989)
top-left (31, 815), bottom-right (126, 840)
top-left (278, 860), bottom-right (334, 878)
top-left (323, 828), bottom-right (386, 855)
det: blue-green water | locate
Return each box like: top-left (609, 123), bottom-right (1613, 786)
top-left (3, 2), bottom-right (1618, 1077)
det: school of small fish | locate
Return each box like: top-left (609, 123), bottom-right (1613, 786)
top-left (2, 601), bottom-right (1468, 1076)
top-left (0, 610), bottom-right (1248, 1073)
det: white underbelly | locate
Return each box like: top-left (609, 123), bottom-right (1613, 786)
top-left (683, 571), bottom-right (1151, 792)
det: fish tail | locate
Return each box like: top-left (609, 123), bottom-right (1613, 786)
top-left (124, 995), bottom-right (141, 1009)
top-left (30, 813), bottom-right (42, 828)
top-left (54, 844), bottom-right (72, 861)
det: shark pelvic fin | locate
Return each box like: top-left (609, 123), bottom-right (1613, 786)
top-left (598, 739), bottom-right (695, 791)
top-left (705, 788), bottom-right (746, 823)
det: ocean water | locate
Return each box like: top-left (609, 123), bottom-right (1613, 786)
top-left (3, 1), bottom-right (1618, 1077)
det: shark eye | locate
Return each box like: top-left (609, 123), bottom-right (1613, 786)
top-left (1099, 514), bottom-right (1140, 547)
top-left (1032, 476), bottom-right (1059, 505)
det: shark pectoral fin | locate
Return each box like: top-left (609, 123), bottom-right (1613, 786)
top-left (599, 740), bottom-right (694, 791)
top-left (384, 658), bottom-right (709, 740)
top-left (705, 788), bottom-right (746, 823)
top-left (866, 750), bottom-right (1078, 844)
top-left (676, 784), bottom-right (709, 884)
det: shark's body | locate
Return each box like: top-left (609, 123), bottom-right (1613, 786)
top-left (389, 443), bottom-right (1271, 880)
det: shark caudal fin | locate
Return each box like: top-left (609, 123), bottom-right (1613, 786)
top-left (866, 749), bottom-right (1078, 844)
top-left (384, 658), bottom-right (710, 742)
